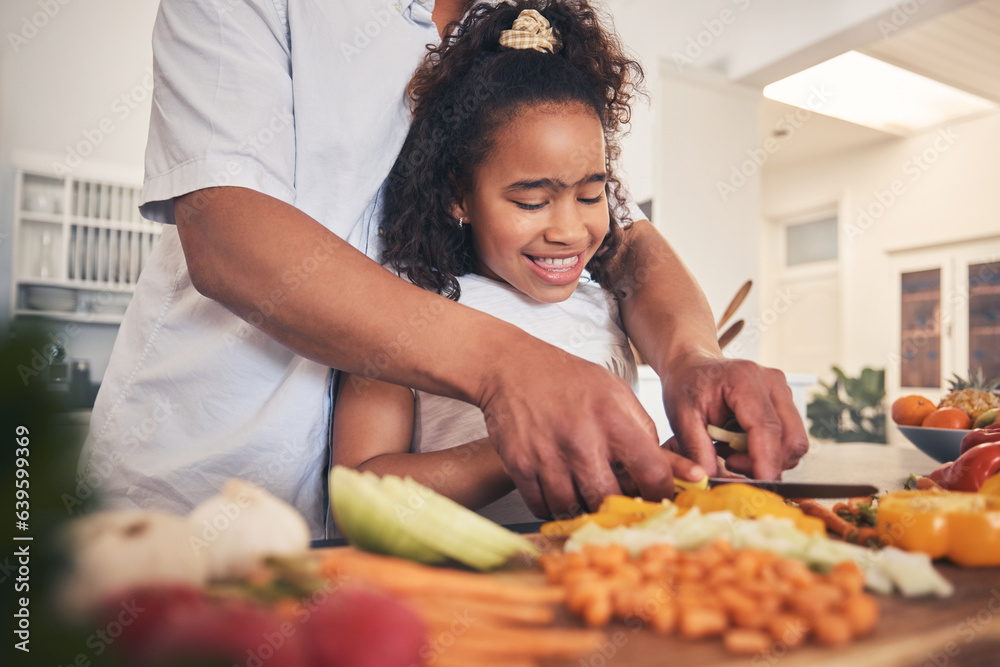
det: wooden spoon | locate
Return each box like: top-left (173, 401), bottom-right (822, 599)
top-left (718, 319), bottom-right (745, 350)
top-left (717, 279), bottom-right (752, 331)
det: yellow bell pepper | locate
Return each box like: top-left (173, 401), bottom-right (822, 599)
top-left (596, 494), bottom-right (670, 518)
top-left (539, 495), bottom-right (670, 537)
top-left (673, 483), bottom-right (825, 536)
top-left (979, 474), bottom-right (1000, 497)
top-left (876, 489), bottom-right (1000, 567)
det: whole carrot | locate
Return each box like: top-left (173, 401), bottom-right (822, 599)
top-left (794, 499), bottom-right (881, 546)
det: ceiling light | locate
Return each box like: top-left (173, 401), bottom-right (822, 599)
top-left (763, 51), bottom-right (997, 135)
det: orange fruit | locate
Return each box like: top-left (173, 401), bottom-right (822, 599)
top-left (891, 395), bottom-right (937, 426)
top-left (921, 407), bottom-right (972, 430)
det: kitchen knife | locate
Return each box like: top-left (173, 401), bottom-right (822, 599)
top-left (705, 478), bottom-right (878, 498)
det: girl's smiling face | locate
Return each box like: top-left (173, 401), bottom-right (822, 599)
top-left (454, 102), bottom-right (610, 304)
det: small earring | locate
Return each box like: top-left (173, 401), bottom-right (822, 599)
top-left (457, 216), bottom-right (465, 227)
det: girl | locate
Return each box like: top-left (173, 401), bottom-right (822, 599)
top-left (332, 0), bottom-right (671, 523)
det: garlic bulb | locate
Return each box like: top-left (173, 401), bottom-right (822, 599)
top-left (188, 479), bottom-right (311, 580)
top-left (59, 510), bottom-right (209, 618)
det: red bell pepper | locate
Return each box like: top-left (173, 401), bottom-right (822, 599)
top-left (959, 423), bottom-right (1000, 455)
top-left (929, 442), bottom-right (1000, 492)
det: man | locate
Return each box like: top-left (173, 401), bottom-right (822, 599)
top-left (79, 0), bottom-right (807, 537)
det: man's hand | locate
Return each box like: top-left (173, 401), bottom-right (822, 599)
top-left (477, 345), bottom-right (706, 519)
top-left (613, 220), bottom-right (807, 484)
top-left (661, 352), bottom-right (809, 481)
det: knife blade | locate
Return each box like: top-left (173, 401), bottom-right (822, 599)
top-left (705, 478), bottom-right (879, 499)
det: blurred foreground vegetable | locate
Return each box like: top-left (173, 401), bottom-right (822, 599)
top-left (674, 483), bottom-right (825, 536)
top-left (330, 466), bottom-right (537, 569)
top-left (959, 422), bottom-right (1000, 454)
top-left (928, 443), bottom-right (1000, 492)
top-left (540, 541), bottom-right (880, 653)
top-left (877, 489), bottom-right (1000, 567)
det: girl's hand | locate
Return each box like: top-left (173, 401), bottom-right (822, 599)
top-left (661, 353), bottom-right (809, 481)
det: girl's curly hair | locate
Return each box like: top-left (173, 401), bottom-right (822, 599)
top-left (381, 0), bottom-right (644, 300)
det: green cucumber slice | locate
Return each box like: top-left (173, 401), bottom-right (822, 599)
top-left (378, 475), bottom-right (509, 570)
top-left (329, 466), bottom-right (536, 571)
top-left (329, 466), bottom-right (446, 564)
top-left (397, 476), bottom-right (538, 557)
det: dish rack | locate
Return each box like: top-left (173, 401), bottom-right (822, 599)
top-left (11, 167), bottom-right (162, 324)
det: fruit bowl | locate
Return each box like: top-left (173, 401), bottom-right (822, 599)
top-left (897, 425), bottom-right (969, 463)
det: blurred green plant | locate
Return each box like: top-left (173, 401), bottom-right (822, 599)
top-left (1, 325), bottom-right (100, 665)
top-left (807, 366), bottom-right (886, 443)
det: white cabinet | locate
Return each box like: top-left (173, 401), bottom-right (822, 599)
top-left (11, 168), bottom-right (161, 324)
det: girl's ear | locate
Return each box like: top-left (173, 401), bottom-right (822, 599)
top-left (449, 199), bottom-right (467, 223)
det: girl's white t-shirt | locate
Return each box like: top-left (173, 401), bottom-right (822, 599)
top-left (411, 273), bottom-right (638, 524)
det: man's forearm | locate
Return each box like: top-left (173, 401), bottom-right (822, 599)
top-left (616, 219), bottom-right (722, 377)
top-left (174, 187), bottom-right (534, 405)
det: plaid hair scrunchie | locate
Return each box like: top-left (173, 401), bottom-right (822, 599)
top-left (499, 9), bottom-right (562, 54)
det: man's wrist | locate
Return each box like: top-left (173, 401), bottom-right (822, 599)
top-left (461, 318), bottom-right (550, 409)
top-left (654, 344), bottom-right (724, 385)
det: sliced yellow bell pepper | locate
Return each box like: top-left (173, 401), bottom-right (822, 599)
top-left (597, 494), bottom-right (670, 518)
top-left (672, 474), bottom-right (710, 493)
top-left (979, 474), bottom-right (1000, 497)
top-left (876, 489), bottom-right (1000, 567)
top-left (674, 483), bottom-right (826, 536)
top-left (539, 495), bottom-right (670, 537)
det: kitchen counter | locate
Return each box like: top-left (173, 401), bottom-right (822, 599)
top-left (783, 440), bottom-right (941, 495)
top-left (538, 441), bottom-right (1000, 666)
top-left (538, 563), bottom-right (1000, 667)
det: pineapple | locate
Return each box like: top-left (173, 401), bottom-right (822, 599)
top-left (938, 368), bottom-right (1000, 421)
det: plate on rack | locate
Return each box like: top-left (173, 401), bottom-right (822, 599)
top-left (24, 285), bottom-right (77, 312)
top-left (88, 292), bottom-right (132, 315)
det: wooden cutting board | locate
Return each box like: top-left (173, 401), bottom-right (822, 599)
top-left (535, 564), bottom-right (1000, 667)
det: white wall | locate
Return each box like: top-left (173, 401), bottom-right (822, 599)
top-left (655, 67), bottom-right (762, 360)
top-left (605, 0), bottom-right (970, 369)
top-left (1, 0), bottom-right (160, 378)
top-left (761, 111), bottom-right (1000, 396)
top-left (606, 0), bottom-right (970, 205)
